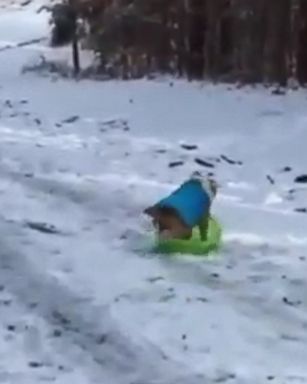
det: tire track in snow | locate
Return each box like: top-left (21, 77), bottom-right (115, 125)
top-left (0, 217), bottom-right (211, 384)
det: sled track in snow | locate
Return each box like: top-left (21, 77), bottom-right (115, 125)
top-left (0, 217), bottom-right (215, 384)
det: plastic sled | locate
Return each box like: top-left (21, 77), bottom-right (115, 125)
top-left (154, 216), bottom-right (222, 256)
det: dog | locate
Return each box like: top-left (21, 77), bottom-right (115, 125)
top-left (144, 173), bottom-right (218, 241)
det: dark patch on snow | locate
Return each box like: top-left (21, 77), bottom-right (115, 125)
top-left (286, 189), bottom-right (297, 201)
top-left (196, 297), bottom-right (209, 303)
top-left (99, 119), bottom-right (129, 131)
top-left (147, 276), bottom-right (164, 283)
top-left (62, 115), bottom-right (80, 124)
top-left (24, 221), bottom-right (61, 235)
top-left (119, 232), bottom-right (128, 240)
top-left (295, 208), bottom-right (307, 213)
top-left (155, 148), bottom-right (167, 154)
top-left (220, 154), bottom-right (242, 165)
top-left (181, 144), bottom-right (198, 151)
top-left (159, 293), bottom-right (176, 302)
top-left (53, 329), bottom-right (62, 338)
top-left (281, 166), bottom-right (292, 172)
top-left (52, 311), bottom-right (71, 326)
top-left (24, 172), bottom-right (34, 178)
top-left (249, 275), bottom-right (268, 284)
top-left (169, 161), bottom-right (184, 168)
top-left (295, 175), bottom-right (307, 183)
top-left (0, 300), bottom-right (11, 306)
top-left (28, 361), bottom-right (44, 368)
top-left (5, 100), bottom-right (13, 108)
top-left (280, 334), bottom-right (301, 342)
top-left (282, 297), bottom-right (302, 307)
top-left (214, 373), bottom-right (236, 382)
top-left (21, 0), bottom-right (32, 6)
top-left (266, 175), bottom-right (275, 185)
top-left (96, 334), bottom-right (108, 344)
top-left (194, 158), bottom-right (215, 168)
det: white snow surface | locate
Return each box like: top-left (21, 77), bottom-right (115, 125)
top-left (1, 1), bottom-right (307, 383)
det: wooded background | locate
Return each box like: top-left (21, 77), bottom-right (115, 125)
top-left (52, 0), bottom-right (307, 85)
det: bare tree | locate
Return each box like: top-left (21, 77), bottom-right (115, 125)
top-left (51, 0), bottom-right (307, 85)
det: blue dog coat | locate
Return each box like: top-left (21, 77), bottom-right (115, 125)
top-left (156, 179), bottom-right (213, 228)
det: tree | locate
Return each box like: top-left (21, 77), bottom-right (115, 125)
top-left (50, 0), bottom-right (307, 85)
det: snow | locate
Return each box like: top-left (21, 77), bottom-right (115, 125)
top-left (1, 1), bottom-right (307, 383)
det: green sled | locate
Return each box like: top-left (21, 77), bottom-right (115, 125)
top-left (154, 216), bottom-right (222, 256)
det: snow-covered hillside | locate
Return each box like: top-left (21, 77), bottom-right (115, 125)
top-left (1, 2), bottom-right (307, 383)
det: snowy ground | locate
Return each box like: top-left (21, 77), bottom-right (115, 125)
top-left (1, 2), bottom-right (307, 383)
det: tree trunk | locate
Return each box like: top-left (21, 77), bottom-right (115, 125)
top-left (297, 0), bottom-right (307, 83)
top-left (263, 0), bottom-right (290, 85)
top-left (204, 0), bottom-right (222, 79)
top-left (69, 0), bottom-right (80, 76)
top-left (288, 0), bottom-right (300, 85)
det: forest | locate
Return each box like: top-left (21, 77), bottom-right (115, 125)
top-left (52, 0), bottom-right (307, 85)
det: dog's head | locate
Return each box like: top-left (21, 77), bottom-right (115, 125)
top-left (191, 171), bottom-right (218, 197)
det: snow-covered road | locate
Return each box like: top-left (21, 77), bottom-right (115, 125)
top-left (1, 2), bottom-right (307, 383)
